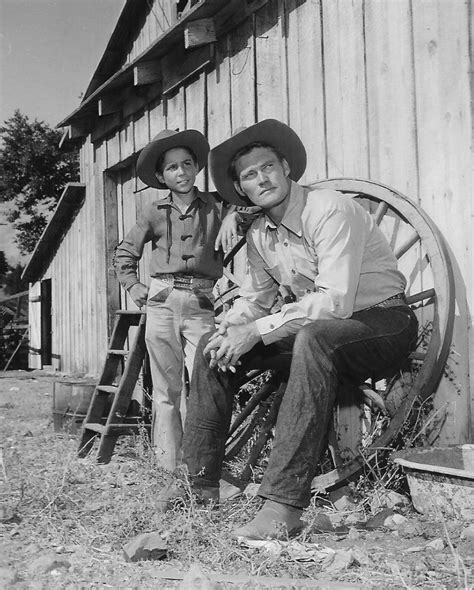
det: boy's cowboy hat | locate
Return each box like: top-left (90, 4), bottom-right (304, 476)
top-left (209, 119), bottom-right (307, 206)
top-left (137, 128), bottom-right (210, 189)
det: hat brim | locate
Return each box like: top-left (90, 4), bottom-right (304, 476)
top-left (209, 119), bottom-right (307, 206)
top-left (137, 129), bottom-right (210, 189)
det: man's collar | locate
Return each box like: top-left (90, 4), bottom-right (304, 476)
top-left (263, 181), bottom-right (306, 236)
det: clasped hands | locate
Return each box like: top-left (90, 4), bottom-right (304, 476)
top-left (204, 321), bottom-right (261, 372)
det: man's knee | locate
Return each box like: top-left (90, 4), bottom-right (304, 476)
top-left (293, 322), bottom-right (335, 358)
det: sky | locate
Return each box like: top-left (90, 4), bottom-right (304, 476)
top-left (0, 0), bottom-right (125, 126)
top-left (0, 0), bottom-right (125, 265)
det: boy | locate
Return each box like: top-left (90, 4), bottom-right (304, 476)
top-left (114, 128), bottom-right (253, 472)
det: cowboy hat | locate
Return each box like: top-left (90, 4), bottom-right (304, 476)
top-left (208, 119), bottom-right (307, 206)
top-left (137, 128), bottom-right (210, 189)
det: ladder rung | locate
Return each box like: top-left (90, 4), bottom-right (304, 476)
top-left (108, 349), bottom-right (128, 356)
top-left (84, 423), bottom-right (105, 434)
top-left (96, 385), bottom-right (118, 394)
top-left (115, 310), bottom-right (145, 316)
top-left (107, 423), bottom-right (151, 434)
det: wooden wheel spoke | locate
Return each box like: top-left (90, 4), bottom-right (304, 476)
top-left (373, 201), bottom-right (389, 225)
top-left (394, 230), bottom-right (420, 259)
top-left (406, 288), bottom-right (435, 306)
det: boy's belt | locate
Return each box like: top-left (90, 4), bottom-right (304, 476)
top-left (365, 293), bottom-right (408, 311)
top-left (156, 273), bottom-right (215, 291)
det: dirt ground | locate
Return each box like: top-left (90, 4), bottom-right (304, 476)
top-left (0, 370), bottom-right (473, 589)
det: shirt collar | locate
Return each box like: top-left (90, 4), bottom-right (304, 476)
top-left (263, 181), bottom-right (307, 237)
top-left (155, 187), bottom-right (207, 208)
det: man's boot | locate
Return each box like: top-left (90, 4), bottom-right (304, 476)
top-left (156, 479), bottom-right (219, 512)
top-left (233, 499), bottom-right (304, 540)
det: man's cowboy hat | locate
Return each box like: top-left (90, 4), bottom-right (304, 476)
top-left (137, 128), bottom-right (210, 189)
top-left (209, 119), bottom-right (307, 206)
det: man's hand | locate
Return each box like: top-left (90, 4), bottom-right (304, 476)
top-left (204, 322), bottom-right (261, 371)
top-left (129, 282), bottom-right (149, 308)
top-left (214, 212), bottom-right (240, 252)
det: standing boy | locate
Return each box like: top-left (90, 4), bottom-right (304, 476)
top-left (114, 128), bottom-right (253, 472)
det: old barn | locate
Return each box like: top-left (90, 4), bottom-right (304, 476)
top-left (22, 0), bottom-right (472, 443)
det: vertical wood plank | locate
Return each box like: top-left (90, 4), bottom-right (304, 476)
top-left (120, 117), bottom-right (135, 161)
top-left (107, 132), bottom-right (121, 168)
top-left (322, 0), bottom-right (369, 177)
top-left (412, 0), bottom-right (472, 443)
top-left (229, 18), bottom-right (256, 130)
top-left (134, 109), bottom-right (150, 152)
top-left (185, 72), bottom-right (207, 190)
top-left (28, 283), bottom-right (42, 369)
top-left (207, 36), bottom-right (232, 181)
top-left (255, 0), bottom-right (287, 121)
top-left (365, 0), bottom-right (418, 196)
top-left (149, 98), bottom-right (166, 138)
top-left (286, 0), bottom-right (326, 185)
top-left (93, 139), bottom-right (110, 375)
top-left (165, 87), bottom-right (186, 131)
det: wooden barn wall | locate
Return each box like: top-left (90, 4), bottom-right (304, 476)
top-left (126, 0), bottom-right (177, 64)
top-left (47, 0), bottom-right (471, 440)
top-left (48, 137), bottom-right (109, 376)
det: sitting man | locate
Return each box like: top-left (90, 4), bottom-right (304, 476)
top-left (177, 119), bottom-right (418, 540)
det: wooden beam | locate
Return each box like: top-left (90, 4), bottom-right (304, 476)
top-left (133, 60), bottom-right (162, 86)
top-left (98, 92), bottom-right (123, 117)
top-left (162, 44), bottom-right (213, 96)
top-left (184, 18), bottom-right (217, 48)
top-left (59, 124), bottom-right (88, 149)
top-left (91, 112), bottom-right (122, 144)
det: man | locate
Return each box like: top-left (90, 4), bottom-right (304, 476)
top-left (178, 119), bottom-right (418, 540)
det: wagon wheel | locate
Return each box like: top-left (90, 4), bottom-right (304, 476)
top-left (220, 178), bottom-right (455, 492)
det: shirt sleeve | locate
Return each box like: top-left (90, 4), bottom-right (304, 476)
top-left (221, 202), bottom-right (261, 234)
top-left (223, 231), bottom-right (279, 325)
top-left (256, 199), bottom-right (369, 344)
top-left (114, 218), bottom-right (153, 291)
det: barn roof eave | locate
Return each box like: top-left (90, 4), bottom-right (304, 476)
top-left (57, 0), bottom-right (229, 130)
top-left (21, 183), bottom-right (86, 284)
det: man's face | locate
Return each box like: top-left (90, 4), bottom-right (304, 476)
top-left (233, 147), bottom-right (291, 210)
top-left (156, 147), bottom-right (198, 194)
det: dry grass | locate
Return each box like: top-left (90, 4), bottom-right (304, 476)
top-left (0, 373), bottom-right (472, 589)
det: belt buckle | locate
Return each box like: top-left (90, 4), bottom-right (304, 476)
top-left (174, 275), bottom-right (194, 289)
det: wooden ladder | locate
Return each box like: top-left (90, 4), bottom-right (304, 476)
top-left (78, 310), bottom-right (151, 463)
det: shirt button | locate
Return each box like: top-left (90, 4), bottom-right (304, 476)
top-left (291, 269), bottom-right (296, 274)
top-left (306, 289), bottom-right (312, 294)
top-left (284, 241), bottom-right (289, 247)
top-left (269, 324), bottom-right (275, 329)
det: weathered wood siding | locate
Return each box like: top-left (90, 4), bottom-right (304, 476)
top-left (46, 0), bottom-right (472, 439)
top-left (126, 0), bottom-right (177, 64)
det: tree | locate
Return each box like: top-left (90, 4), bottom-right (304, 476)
top-left (0, 251), bottom-right (10, 278)
top-left (0, 110), bottom-right (79, 254)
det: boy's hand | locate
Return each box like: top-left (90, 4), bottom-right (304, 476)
top-left (215, 212), bottom-right (240, 252)
top-left (129, 283), bottom-right (149, 308)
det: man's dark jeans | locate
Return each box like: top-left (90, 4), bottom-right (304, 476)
top-left (182, 305), bottom-right (418, 508)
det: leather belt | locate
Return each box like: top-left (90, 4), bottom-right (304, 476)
top-left (366, 293), bottom-right (408, 311)
top-left (155, 273), bottom-right (215, 291)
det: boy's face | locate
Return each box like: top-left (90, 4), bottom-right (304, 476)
top-left (156, 147), bottom-right (198, 195)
